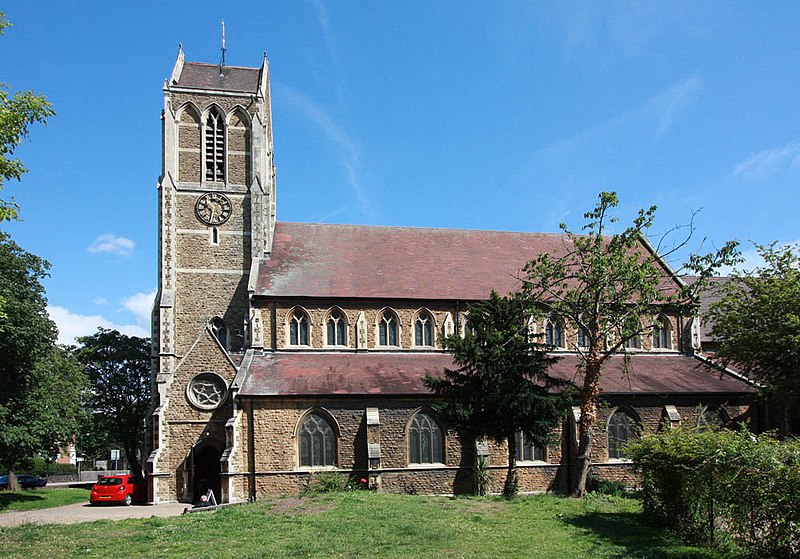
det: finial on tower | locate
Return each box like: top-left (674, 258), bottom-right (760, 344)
top-left (219, 20), bottom-right (227, 76)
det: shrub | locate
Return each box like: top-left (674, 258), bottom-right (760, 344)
top-left (473, 455), bottom-right (490, 496)
top-left (301, 471), bottom-right (350, 495)
top-left (627, 427), bottom-right (800, 558)
top-left (30, 456), bottom-right (77, 477)
top-left (586, 477), bottom-right (626, 497)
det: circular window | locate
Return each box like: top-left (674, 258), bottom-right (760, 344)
top-left (186, 372), bottom-right (228, 411)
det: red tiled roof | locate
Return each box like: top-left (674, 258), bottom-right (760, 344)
top-left (175, 62), bottom-right (260, 93)
top-left (238, 351), bottom-right (753, 397)
top-left (257, 222), bottom-right (682, 301)
top-left (683, 276), bottom-right (737, 342)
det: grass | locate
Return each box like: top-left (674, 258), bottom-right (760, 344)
top-left (0, 488), bottom-right (90, 512)
top-left (0, 492), bottom-right (737, 559)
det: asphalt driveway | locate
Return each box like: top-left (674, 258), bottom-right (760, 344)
top-left (0, 501), bottom-right (189, 527)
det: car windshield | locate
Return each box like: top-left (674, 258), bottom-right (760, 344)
top-left (97, 477), bottom-right (123, 485)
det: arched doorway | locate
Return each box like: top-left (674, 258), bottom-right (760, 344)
top-left (192, 444), bottom-right (222, 504)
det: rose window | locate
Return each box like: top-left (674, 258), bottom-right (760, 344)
top-left (186, 373), bottom-right (228, 410)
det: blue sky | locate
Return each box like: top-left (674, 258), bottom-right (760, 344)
top-left (2, 1), bottom-right (799, 344)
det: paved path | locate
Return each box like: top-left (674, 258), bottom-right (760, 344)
top-left (0, 501), bottom-right (189, 528)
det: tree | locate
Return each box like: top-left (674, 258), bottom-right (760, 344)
top-left (0, 12), bottom-right (55, 223)
top-left (707, 242), bottom-right (800, 431)
top-left (0, 232), bottom-right (84, 489)
top-left (424, 292), bottom-right (572, 497)
top-left (76, 329), bottom-right (151, 479)
top-left (520, 192), bottom-right (737, 496)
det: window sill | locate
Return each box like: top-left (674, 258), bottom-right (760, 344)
top-left (298, 465), bottom-right (339, 472)
top-left (407, 462), bottom-right (446, 469)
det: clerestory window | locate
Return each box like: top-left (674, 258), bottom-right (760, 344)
top-left (378, 310), bottom-right (398, 346)
top-left (545, 318), bottom-right (564, 348)
top-left (289, 309), bottom-right (310, 346)
top-left (652, 316), bottom-right (671, 349)
top-left (577, 327), bottom-right (588, 349)
top-left (414, 311), bottom-right (434, 347)
top-left (326, 310), bottom-right (347, 346)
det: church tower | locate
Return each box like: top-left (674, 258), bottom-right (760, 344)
top-left (148, 46), bottom-right (276, 503)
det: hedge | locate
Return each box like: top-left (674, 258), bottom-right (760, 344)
top-left (626, 427), bottom-right (800, 558)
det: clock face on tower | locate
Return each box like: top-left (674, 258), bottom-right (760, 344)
top-left (195, 192), bottom-right (232, 226)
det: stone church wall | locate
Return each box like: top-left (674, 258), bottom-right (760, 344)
top-left (230, 395), bottom-right (751, 499)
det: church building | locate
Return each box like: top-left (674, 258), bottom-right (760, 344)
top-left (148, 49), bottom-right (754, 504)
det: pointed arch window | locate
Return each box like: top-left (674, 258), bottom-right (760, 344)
top-left (299, 413), bottom-right (336, 467)
top-left (289, 309), bottom-right (310, 346)
top-left (409, 412), bottom-right (443, 464)
top-left (515, 431), bottom-right (546, 462)
top-left (378, 310), bottom-right (398, 346)
top-left (210, 317), bottom-right (228, 349)
top-left (326, 309), bottom-right (347, 347)
top-left (608, 408), bottom-right (640, 460)
top-left (577, 327), bottom-right (588, 349)
top-left (414, 311), bottom-right (435, 347)
top-left (624, 320), bottom-right (642, 350)
top-left (545, 318), bottom-right (564, 348)
top-left (652, 316), bottom-right (672, 349)
top-left (205, 109), bottom-right (225, 182)
top-left (697, 407), bottom-right (727, 432)
top-left (461, 314), bottom-right (474, 337)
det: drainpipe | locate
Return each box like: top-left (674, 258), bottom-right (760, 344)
top-left (247, 400), bottom-right (256, 501)
top-left (270, 300), bottom-right (278, 351)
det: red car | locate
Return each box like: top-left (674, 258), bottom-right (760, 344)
top-left (89, 475), bottom-right (147, 505)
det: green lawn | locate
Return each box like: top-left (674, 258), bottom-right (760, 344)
top-left (0, 488), bottom-right (90, 512)
top-left (0, 492), bottom-right (735, 559)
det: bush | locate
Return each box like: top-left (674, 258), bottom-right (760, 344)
top-left (30, 456), bottom-right (77, 477)
top-left (586, 477), bottom-right (626, 497)
top-left (301, 471), bottom-right (371, 495)
top-left (627, 427), bottom-right (800, 558)
top-left (473, 455), bottom-right (490, 496)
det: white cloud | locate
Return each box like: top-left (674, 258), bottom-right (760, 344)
top-left (48, 305), bottom-right (148, 346)
top-left (311, 0), bottom-right (338, 68)
top-left (87, 234), bottom-right (135, 257)
top-left (651, 74), bottom-right (703, 140)
top-left (276, 83), bottom-right (377, 219)
top-left (732, 142), bottom-right (800, 179)
top-left (93, 297), bottom-right (108, 305)
top-left (533, 74), bottom-right (702, 158)
top-left (120, 289), bottom-right (157, 330)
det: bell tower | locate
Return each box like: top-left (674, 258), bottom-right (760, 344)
top-left (149, 46), bottom-right (276, 502)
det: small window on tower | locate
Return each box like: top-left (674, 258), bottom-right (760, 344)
top-left (205, 109), bottom-right (225, 182)
top-left (210, 317), bottom-right (228, 349)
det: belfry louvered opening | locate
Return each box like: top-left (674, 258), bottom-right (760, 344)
top-left (205, 110), bottom-right (225, 182)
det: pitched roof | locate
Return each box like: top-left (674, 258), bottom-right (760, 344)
top-left (175, 61), bottom-right (261, 93)
top-left (257, 222), bottom-right (682, 301)
top-left (684, 276), bottom-right (735, 342)
top-left (238, 352), bottom-right (753, 397)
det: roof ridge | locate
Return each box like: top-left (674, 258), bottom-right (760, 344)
top-left (277, 220), bottom-right (565, 236)
top-left (183, 60), bottom-right (260, 71)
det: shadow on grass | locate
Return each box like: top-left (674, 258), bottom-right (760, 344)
top-left (0, 491), bottom-right (44, 511)
top-left (564, 510), bottom-right (729, 559)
